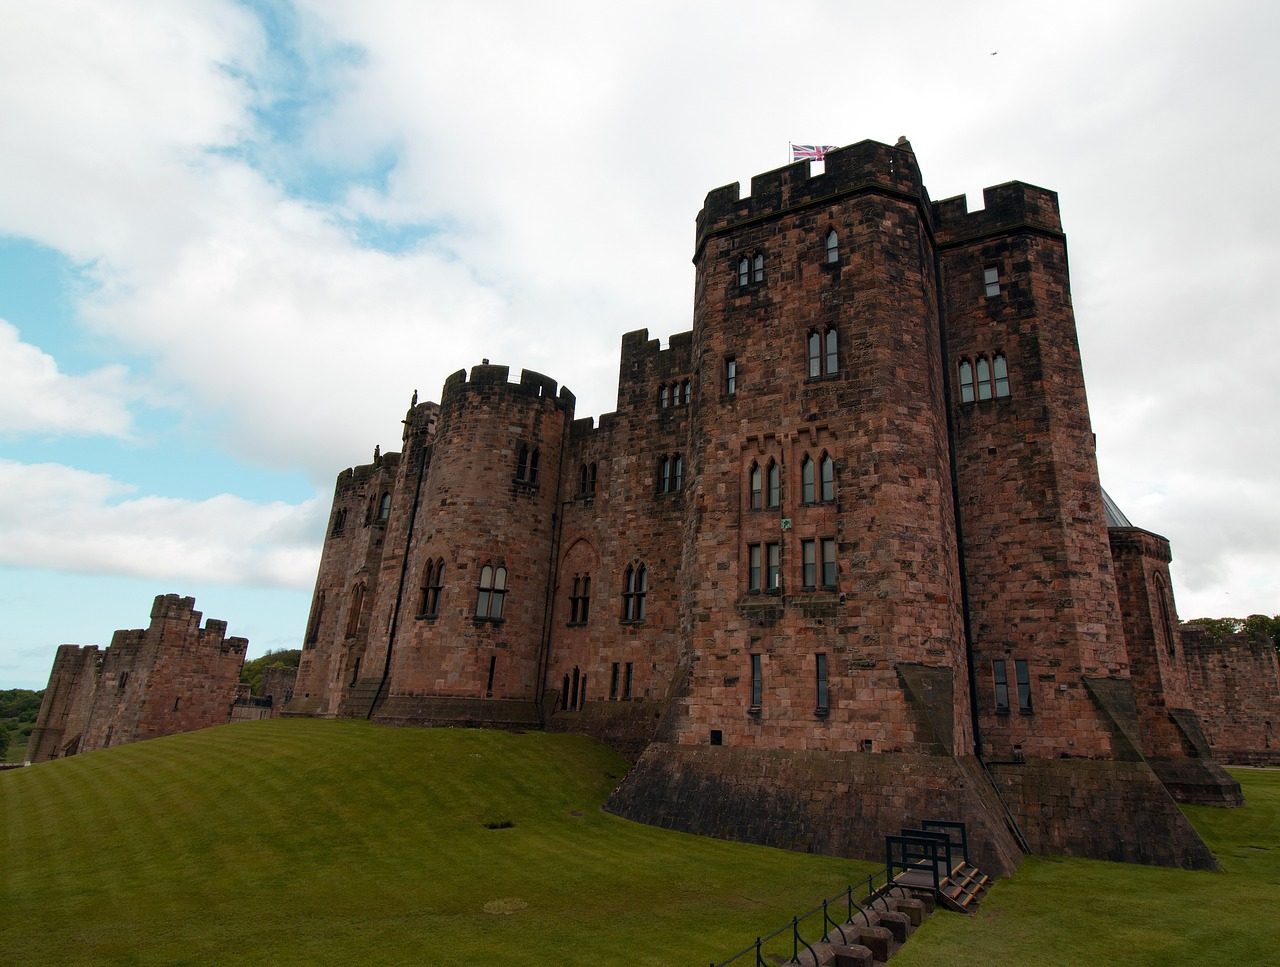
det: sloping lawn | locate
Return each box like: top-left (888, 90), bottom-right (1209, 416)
top-left (1, 719), bottom-right (874, 965)
top-left (893, 767), bottom-right (1280, 967)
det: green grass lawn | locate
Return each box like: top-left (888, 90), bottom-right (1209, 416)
top-left (893, 767), bottom-right (1280, 967)
top-left (0, 719), bottom-right (875, 966)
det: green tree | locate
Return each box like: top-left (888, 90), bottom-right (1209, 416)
top-left (0, 721), bottom-right (10, 760)
top-left (1242, 613), bottom-right (1280, 650)
top-left (1181, 616), bottom-right (1242, 642)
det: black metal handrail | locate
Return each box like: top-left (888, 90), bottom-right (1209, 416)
top-left (711, 868), bottom-right (895, 967)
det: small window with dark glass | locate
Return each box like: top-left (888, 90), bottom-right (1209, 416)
top-left (815, 653), bottom-right (829, 713)
top-left (1015, 659), bottom-right (1033, 713)
top-left (825, 230), bottom-right (839, 264)
top-left (820, 454), bottom-right (835, 502)
top-left (821, 538), bottom-right (837, 588)
top-left (750, 653), bottom-right (763, 709)
top-left (475, 565), bottom-right (507, 620)
top-left (766, 461), bottom-right (781, 509)
top-left (748, 543), bottom-right (762, 592)
top-left (725, 357), bottom-right (737, 396)
top-left (801, 539), bottom-right (816, 589)
top-left (959, 359), bottom-right (975, 403)
top-left (766, 542), bottom-right (781, 591)
top-left (993, 659), bottom-right (1010, 713)
top-left (622, 564), bottom-right (647, 621)
top-left (749, 462), bottom-right (762, 510)
top-left (993, 353), bottom-right (1010, 398)
top-left (801, 455), bottom-right (815, 504)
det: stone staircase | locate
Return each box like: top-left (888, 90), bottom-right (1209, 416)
top-left (713, 821), bottom-right (992, 967)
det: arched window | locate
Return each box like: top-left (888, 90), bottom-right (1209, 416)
top-left (345, 583), bottom-right (366, 639)
top-left (752, 253), bottom-right (764, 283)
top-left (378, 492), bottom-right (392, 520)
top-left (825, 229), bottom-right (839, 264)
top-left (820, 454), bottom-right (835, 502)
top-left (528, 449), bottom-right (539, 484)
top-left (475, 565), bottom-right (507, 620)
top-left (579, 463), bottom-right (589, 496)
top-left (749, 462), bottom-right (762, 510)
top-left (622, 563), bottom-right (647, 621)
top-left (516, 444), bottom-right (529, 480)
top-left (959, 359), bottom-right (975, 403)
top-left (801, 455), bottom-right (815, 504)
top-left (976, 357), bottom-right (993, 401)
top-left (331, 508), bottom-right (347, 536)
top-left (808, 328), bottom-right (838, 378)
top-left (418, 558), bottom-right (444, 618)
top-left (738, 257), bottom-right (750, 287)
top-left (993, 353), bottom-right (1010, 398)
top-left (766, 460), bottom-right (781, 509)
top-left (660, 384), bottom-right (669, 408)
top-left (305, 591), bottom-right (325, 646)
top-left (673, 455), bottom-right (683, 492)
top-left (681, 380), bottom-right (691, 405)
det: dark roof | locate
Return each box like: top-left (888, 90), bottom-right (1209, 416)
top-left (1101, 488), bottom-right (1132, 528)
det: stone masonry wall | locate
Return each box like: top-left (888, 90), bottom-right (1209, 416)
top-left (29, 595), bottom-right (247, 760)
top-left (1181, 627), bottom-right (1280, 765)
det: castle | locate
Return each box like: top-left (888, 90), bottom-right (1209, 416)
top-left (27, 595), bottom-right (255, 761)
top-left (288, 138), bottom-right (1254, 874)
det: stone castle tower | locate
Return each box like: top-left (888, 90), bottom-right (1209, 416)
top-left (290, 139), bottom-right (1241, 872)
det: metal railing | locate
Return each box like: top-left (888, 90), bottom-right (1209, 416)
top-left (711, 869), bottom-right (895, 967)
top-left (712, 820), bottom-right (970, 967)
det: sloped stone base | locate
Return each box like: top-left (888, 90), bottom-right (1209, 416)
top-left (1148, 756), bottom-right (1244, 807)
top-left (988, 758), bottom-right (1219, 869)
top-left (605, 744), bottom-right (1023, 875)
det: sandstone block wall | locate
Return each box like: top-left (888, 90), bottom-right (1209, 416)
top-left (29, 595), bottom-right (247, 761)
top-left (1181, 627), bottom-right (1280, 765)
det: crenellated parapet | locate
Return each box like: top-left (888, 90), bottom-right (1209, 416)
top-left (440, 363), bottom-right (575, 414)
top-left (933, 181), bottom-right (1063, 246)
top-left (695, 139), bottom-right (928, 257)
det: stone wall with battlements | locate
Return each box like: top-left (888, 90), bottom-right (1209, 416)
top-left (28, 595), bottom-right (248, 761)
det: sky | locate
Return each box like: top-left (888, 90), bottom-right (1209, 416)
top-left (1, 0), bottom-right (1277, 690)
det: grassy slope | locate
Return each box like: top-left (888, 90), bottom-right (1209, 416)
top-left (0, 719), bottom-right (875, 966)
top-left (893, 767), bottom-right (1280, 967)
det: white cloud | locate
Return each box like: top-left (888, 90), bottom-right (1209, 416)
top-left (0, 319), bottom-right (135, 437)
top-left (0, 0), bottom-right (1276, 627)
top-left (0, 459), bottom-right (323, 588)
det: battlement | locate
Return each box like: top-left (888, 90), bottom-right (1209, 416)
top-left (441, 362), bottom-right (575, 412)
top-left (335, 453), bottom-right (400, 491)
top-left (151, 593), bottom-right (199, 624)
top-left (933, 181), bottom-right (1062, 243)
top-left (619, 329), bottom-right (694, 366)
top-left (696, 139), bottom-right (928, 252)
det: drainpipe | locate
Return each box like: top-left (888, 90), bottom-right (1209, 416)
top-left (368, 435), bottom-right (430, 719)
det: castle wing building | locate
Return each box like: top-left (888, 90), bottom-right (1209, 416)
top-left (290, 138), bottom-right (1246, 873)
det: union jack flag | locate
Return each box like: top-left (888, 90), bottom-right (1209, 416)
top-left (790, 143), bottom-right (838, 162)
